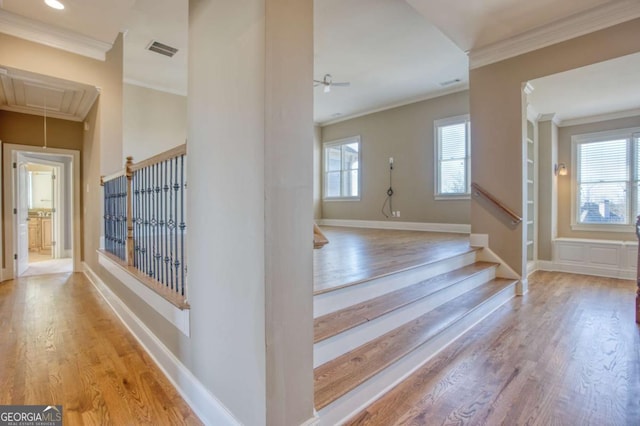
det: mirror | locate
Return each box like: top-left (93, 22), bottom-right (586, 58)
top-left (27, 169), bottom-right (53, 210)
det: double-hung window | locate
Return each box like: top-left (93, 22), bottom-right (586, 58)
top-left (434, 115), bottom-right (470, 198)
top-left (573, 127), bottom-right (640, 231)
top-left (323, 136), bottom-right (361, 200)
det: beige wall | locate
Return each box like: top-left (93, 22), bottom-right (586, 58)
top-left (0, 111), bottom-right (83, 150)
top-left (0, 32), bottom-right (123, 272)
top-left (557, 114), bottom-right (640, 242)
top-left (321, 91), bottom-right (470, 224)
top-left (189, 0), bottom-right (314, 423)
top-left (265, 0), bottom-right (314, 422)
top-left (123, 83), bottom-right (187, 162)
top-left (470, 19), bottom-right (640, 275)
top-left (537, 119), bottom-right (558, 261)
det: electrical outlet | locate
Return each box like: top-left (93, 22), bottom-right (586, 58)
top-left (395, 211), bottom-right (401, 218)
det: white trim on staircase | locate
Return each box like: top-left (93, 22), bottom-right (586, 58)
top-left (97, 250), bottom-right (190, 337)
top-left (317, 219), bottom-right (470, 234)
top-left (83, 262), bottom-right (241, 426)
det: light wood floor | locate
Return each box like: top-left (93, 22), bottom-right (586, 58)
top-left (0, 272), bottom-right (202, 425)
top-left (314, 227), bottom-right (470, 294)
top-left (346, 271), bottom-right (640, 425)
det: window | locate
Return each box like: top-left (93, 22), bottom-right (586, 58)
top-left (323, 136), bottom-right (360, 200)
top-left (573, 127), bottom-right (640, 231)
top-left (435, 115), bottom-right (470, 198)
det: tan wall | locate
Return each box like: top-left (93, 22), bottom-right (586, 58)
top-left (537, 119), bottom-right (558, 261)
top-left (0, 32), bottom-right (123, 272)
top-left (557, 114), bottom-right (640, 242)
top-left (0, 111), bottom-right (83, 150)
top-left (470, 18), bottom-right (640, 275)
top-left (321, 91), bottom-right (470, 224)
top-left (123, 83), bottom-right (187, 162)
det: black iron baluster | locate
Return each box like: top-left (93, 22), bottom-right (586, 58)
top-left (180, 155), bottom-right (185, 296)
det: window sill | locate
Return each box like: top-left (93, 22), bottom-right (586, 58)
top-left (323, 197), bottom-right (361, 202)
top-left (434, 195), bottom-right (470, 201)
top-left (570, 223), bottom-right (635, 233)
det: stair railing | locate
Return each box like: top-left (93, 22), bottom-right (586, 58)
top-left (470, 182), bottom-right (523, 226)
top-left (101, 144), bottom-right (187, 307)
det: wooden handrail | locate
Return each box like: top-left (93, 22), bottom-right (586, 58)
top-left (101, 144), bottom-right (186, 184)
top-left (100, 169), bottom-right (126, 185)
top-left (129, 144), bottom-right (186, 172)
top-left (314, 223), bottom-right (329, 249)
top-left (471, 182), bottom-right (522, 225)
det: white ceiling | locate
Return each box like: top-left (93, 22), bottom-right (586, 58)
top-left (0, 0), bottom-right (187, 96)
top-left (0, 0), bottom-right (637, 125)
top-left (529, 52), bottom-right (640, 125)
top-left (0, 65), bottom-right (99, 121)
top-left (406, 0), bottom-right (616, 51)
top-left (314, 0), bottom-right (468, 124)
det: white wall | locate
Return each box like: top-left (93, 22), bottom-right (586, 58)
top-left (123, 83), bottom-right (187, 162)
top-left (189, 1), bottom-right (314, 423)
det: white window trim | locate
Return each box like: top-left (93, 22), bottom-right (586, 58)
top-left (434, 114), bottom-right (471, 199)
top-left (570, 126), bottom-right (640, 233)
top-left (322, 135), bottom-right (362, 201)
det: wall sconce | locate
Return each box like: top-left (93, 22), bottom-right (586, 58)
top-left (554, 163), bottom-right (567, 176)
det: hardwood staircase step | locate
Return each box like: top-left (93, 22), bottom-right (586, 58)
top-left (314, 262), bottom-right (498, 343)
top-left (313, 278), bottom-right (516, 411)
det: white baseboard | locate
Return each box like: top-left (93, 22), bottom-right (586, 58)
top-left (83, 263), bottom-right (240, 426)
top-left (300, 414), bottom-right (320, 426)
top-left (317, 219), bottom-right (470, 234)
top-left (536, 260), bottom-right (635, 280)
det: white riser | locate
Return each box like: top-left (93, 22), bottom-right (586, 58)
top-left (313, 266), bottom-right (496, 368)
top-left (314, 251), bottom-right (477, 317)
top-left (317, 282), bottom-right (517, 426)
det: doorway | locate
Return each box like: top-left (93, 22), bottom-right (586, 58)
top-left (21, 156), bottom-right (71, 276)
top-left (2, 144), bottom-right (81, 280)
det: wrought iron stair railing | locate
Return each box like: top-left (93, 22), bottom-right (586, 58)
top-left (101, 144), bottom-right (187, 308)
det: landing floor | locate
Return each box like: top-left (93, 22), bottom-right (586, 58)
top-left (313, 226), bottom-right (470, 294)
top-left (0, 273), bottom-right (202, 425)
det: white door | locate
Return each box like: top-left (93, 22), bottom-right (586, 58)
top-left (16, 163), bottom-right (29, 275)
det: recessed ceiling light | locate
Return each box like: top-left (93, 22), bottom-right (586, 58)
top-left (45, 0), bottom-right (65, 10)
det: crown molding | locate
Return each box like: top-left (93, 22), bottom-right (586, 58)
top-left (317, 84), bottom-right (469, 127)
top-left (0, 9), bottom-right (112, 61)
top-left (124, 78), bottom-right (187, 97)
top-left (469, 0), bottom-right (640, 69)
top-left (537, 113), bottom-right (561, 126)
top-left (558, 107), bottom-right (640, 127)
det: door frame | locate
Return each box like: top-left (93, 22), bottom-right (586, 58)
top-left (1, 143), bottom-right (81, 281)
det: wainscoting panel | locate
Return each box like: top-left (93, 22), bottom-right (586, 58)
top-left (538, 238), bottom-right (638, 280)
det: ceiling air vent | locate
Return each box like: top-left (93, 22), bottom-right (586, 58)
top-left (147, 40), bottom-right (178, 58)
